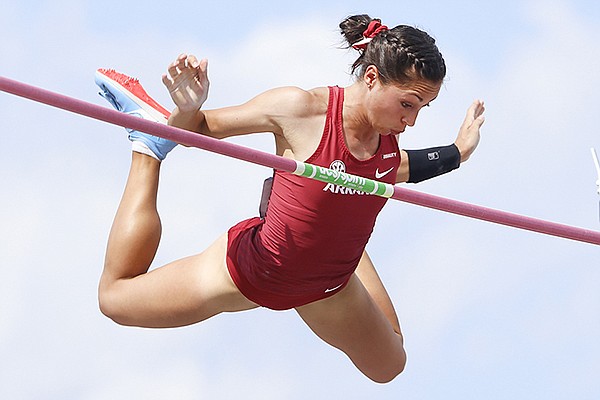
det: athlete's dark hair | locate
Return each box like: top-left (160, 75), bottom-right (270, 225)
top-left (339, 14), bottom-right (446, 85)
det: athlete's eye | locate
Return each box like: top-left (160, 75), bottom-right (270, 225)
top-left (401, 102), bottom-right (412, 109)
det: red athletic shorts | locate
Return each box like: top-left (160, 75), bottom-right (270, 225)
top-left (226, 217), bottom-right (349, 310)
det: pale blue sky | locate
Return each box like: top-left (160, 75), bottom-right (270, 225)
top-left (1, 1), bottom-right (599, 399)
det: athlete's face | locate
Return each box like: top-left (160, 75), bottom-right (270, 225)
top-left (367, 72), bottom-right (441, 136)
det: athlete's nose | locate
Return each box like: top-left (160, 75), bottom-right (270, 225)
top-left (402, 113), bottom-right (417, 127)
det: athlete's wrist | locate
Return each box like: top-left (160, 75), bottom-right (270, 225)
top-left (168, 107), bottom-right (204, 132)
top-left (405, 144), bottom-right (461, 183)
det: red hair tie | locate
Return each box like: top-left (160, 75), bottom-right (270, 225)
top-left (352, 20), bottom-right (388, 50)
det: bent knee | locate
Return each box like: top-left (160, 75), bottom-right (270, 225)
top-left (364, 350), bottom-right (407, 384)
top-left (369, 363), bottom-right (405, 384)
top-left (97, 286), bottom-right (120, 323)
top-left (97, 282), bottom-right (132, 326)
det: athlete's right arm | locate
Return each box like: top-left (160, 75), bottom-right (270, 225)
top-left (162, 53), bottom-right (309, 140)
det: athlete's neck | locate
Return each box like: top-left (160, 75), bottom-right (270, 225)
top-left (343, 83), bottom-right (381, 159)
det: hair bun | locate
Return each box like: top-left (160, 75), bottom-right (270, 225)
top-left (351, 20), bottom-right (388, 50)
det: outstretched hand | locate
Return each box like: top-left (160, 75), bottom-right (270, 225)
top-left (162, 54), bottom-right (209, 112)
top-left (454, 100), bottom-right (485, 163)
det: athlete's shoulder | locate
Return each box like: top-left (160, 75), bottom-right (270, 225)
top-left (260, 86), bottom-right (328, 117)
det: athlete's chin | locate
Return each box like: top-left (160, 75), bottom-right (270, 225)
top-left (383, 129), bottom-right (403, 136)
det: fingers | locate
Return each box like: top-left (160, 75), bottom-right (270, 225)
top-left (166, 54), bottom-right (187, 81)
top-left (198, 58), bottom-right (208, 79)
top-left (464, 99), bottom-right (485, 127)
top-left (473, 100), bottom-right (485, 126)
top-left (162, 54), bottom-right (206, 89)
top-left (454, 99), bottom-right (485, 163)
top-left (163, 54), bottom-right (206, 81)
top-left (475, 112), bottom-right (485, 127)
top-left (161, 73), bottom-right (172, 89)
top-left (161, 53), bottom-right (210, 111)
top-left (467, 99), bottom-right (484, 116)
top-left (186, 54), bottom-right (199, 68)
top-left (473, 100), bottom-right (485, 118)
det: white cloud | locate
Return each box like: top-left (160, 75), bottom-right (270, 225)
top-left (82, 358), bottom-right (207, 400)
top-left (207, 16), bottom-right (356, 107)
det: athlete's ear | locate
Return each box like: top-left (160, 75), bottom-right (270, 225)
top-left (363, 65), bottom-right (380, 89)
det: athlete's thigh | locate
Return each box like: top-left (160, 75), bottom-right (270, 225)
top-left (102, 233), bottom-right (259, 328)
top-left (356, 251), bottom-right (401, 334)
top-left (295, 274), bottom-right (406, 379)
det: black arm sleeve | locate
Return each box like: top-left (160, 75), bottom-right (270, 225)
top-left (405, 144), bottom-right (461, 183)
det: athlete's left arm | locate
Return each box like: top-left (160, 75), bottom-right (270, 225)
top-left (396, 100), bottom-right (485, 183)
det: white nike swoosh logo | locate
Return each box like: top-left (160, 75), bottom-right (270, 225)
top-left (324, 283), bottom-right (344, 293)
top-left (375, 167), bottom-right (394, 179)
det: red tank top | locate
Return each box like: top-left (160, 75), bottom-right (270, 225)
top-left (227, 86), bottom-right (400, 309)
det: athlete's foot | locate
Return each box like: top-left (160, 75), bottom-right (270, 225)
top-left (95, 69), bottom-right (176, 161)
